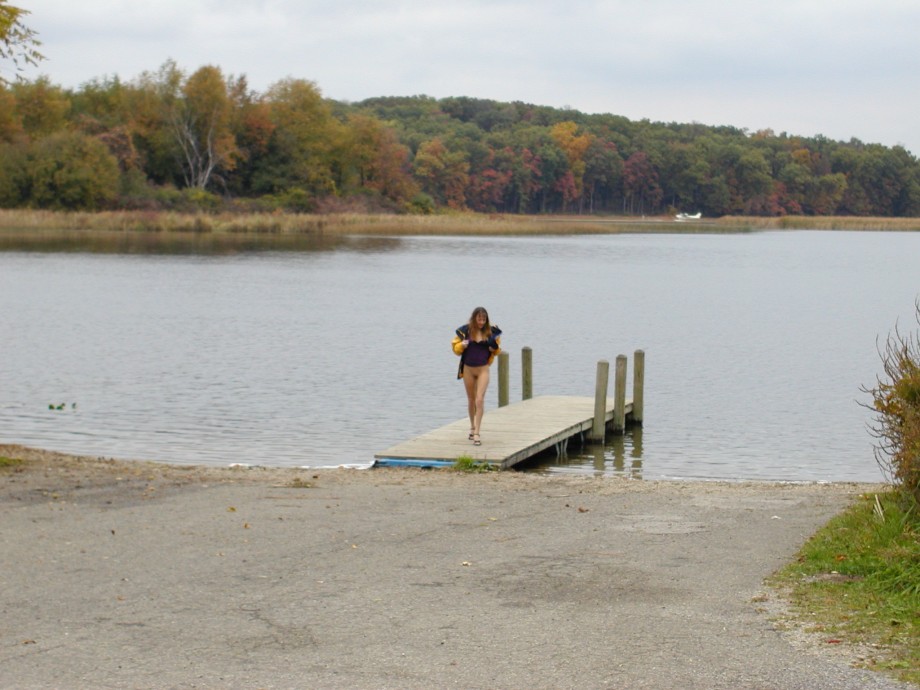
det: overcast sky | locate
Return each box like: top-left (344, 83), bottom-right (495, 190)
top-left (12, 0), bottom-right (920, 156)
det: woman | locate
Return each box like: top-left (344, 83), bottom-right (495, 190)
top-left (452, 307), bottom-right (502, 446)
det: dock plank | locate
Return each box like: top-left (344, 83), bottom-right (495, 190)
top-left (374, 395), bottom-right (633, 469)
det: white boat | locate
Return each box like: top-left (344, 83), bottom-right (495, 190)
top-left (675, 212), bottom-right (702, 221)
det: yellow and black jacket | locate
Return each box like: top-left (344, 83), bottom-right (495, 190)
top-left (452, 324), bottom-right (502, 379)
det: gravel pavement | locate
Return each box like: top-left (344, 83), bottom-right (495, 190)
top-left (0, 446), bottom-right (914, 690)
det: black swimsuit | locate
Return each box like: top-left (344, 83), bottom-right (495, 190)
top-left (464, 339), bottom-right (491, 367)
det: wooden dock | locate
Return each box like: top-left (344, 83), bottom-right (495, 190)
top-left (374, 395), bottom-right (634, 469)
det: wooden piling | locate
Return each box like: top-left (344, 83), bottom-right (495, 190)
top-left (589, 360), bottom-right (609, 441)
top-left (613, 354), bottom-right (627, 433)
top-left (632, 349), bottom-right (645, 425)
top-left (522, 347), bottom-right (533, 400)
top-left (498, 351), bottom-right (510, 407)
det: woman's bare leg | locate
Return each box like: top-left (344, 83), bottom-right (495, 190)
top-left (463, 371), bottom-right (477, 433)
top-left (463, 365), bottom-right (490, 438)
top-left (472, 367), bottom-right (490, 435)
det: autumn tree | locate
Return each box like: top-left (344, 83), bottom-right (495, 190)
top-left (0, 83), bottom-right (22, 142)
top-left (502, 126), bottom-right (567, 213)
top-left (728, 148), bottom-right (773, 214)
top-left (465, 146), bottom-right (514, 212)
top-left (0, 1), bottom-right (42, 83)
top-left (10, 76), bottom-right (69, 137)
top-left (806, 173), bottom-right (847, 215)
top-left (69, 77), bottom-right (142, 175)
top-left (550, 121), bottom-right (592, 211)
top-left (850, 145), bottom-right (919, 216)
top-left (413, 137), bottom-right (470, 209)
top-left (170, 65), bottom-right (239, 190)
top-left (131, 61), bottom-right (187, 187)
top-left (254, 78), bottom-right (341, 198)
top-left (583, 138), bottom-right (622, 213)
top-left (490, 127), bottom-right (544, 212)
top-left (225, 75), bottom-right (274, 196)
top-left (70, 76), bottom-right (132, 129)
top-left (622, 151), bottom-right (662, 214)
top-left (3, 65), bottom-right (919, 217)
top-left (508, 147), bottom-right (542, 213)
top-left (659, 141), bottom-right (702, 211)
top-left (342, 114), bottom-right (418, 206)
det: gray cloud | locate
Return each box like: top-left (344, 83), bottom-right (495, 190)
top-left (18, 0), bottom-right (920, 154)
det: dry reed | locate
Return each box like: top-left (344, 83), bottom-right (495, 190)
top-left (0, 210), bottom-right (917, 252)
top-left (719, 215), bottom-right (920, 231)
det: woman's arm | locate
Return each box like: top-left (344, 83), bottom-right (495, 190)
top-left (452, 326), bottom-right (469, 356)
top-left (487, 325), bottom-right (502, 352)
top-left (452, 335), bottom-right (468, 356)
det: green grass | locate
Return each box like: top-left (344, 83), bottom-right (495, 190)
top-left (769, 491), bottom-right (920, 684)
top-left (0, 456), bottom-right (25, 470)
top-left (452, 455), bottom-right (495, 473)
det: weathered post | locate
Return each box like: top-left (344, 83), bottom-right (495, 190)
top-left (632, 349), bottom-right (644, 425)
top-left (498, 351), bottom-right (510, 407)
top-left (589, 360), bottom-right (609, 441)
top-left (613, 354), bottom-right (627, 433)
top-left (522, 346), bottom-right (533, 400)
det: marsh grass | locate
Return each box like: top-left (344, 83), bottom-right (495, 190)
top-left (0, 209), bottom-right (917, 253)
top-left (0, 209), bottom-right (708, 236)
top-left (769, 491), bottom-right (920, 684)
top-left (721, 215), bottom-right (920, 231)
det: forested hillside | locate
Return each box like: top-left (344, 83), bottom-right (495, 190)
top-left (1, 61), bottom-right (918, 216)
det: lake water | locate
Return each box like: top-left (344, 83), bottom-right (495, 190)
top-left (1, 230), bottom-right (918, 482)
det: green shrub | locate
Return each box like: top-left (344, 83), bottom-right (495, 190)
top-left (408, 192), bottom-right (435, 215)
top-left (151, 185), bottom-right (186, 210)
top-left (864, 299), bottom-right (920, 507)
top-left (145, 186), bottom-right (217, 214)
top-left (182, 188), bottom-right (221, 212)
top-left (24, 131), bottom-right (120, 210)
top-left (453, 455), bottom-right (494, 472)
top-left (273, 188), bottom-right (314, 213)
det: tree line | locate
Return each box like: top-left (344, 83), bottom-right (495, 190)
top-left (1, 60), bottom-right (919, 216)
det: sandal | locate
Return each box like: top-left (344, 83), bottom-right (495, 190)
top-left (472, 434), bottom-right (481, 446)
top-left (468, 429), bottom-right (475, 440)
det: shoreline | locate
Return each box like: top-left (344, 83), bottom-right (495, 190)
top-left (0, 443), bottom-right (889, 489)
top-left (2, 208), bottom-right (920, 238)
top-left (2, 210), bottom-right (918, 255)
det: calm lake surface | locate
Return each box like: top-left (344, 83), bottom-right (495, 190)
top-left (2, 230), bottom-right (918, 482)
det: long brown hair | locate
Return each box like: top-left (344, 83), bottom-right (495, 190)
top-left (468, 306), bottom-right (492, 338)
